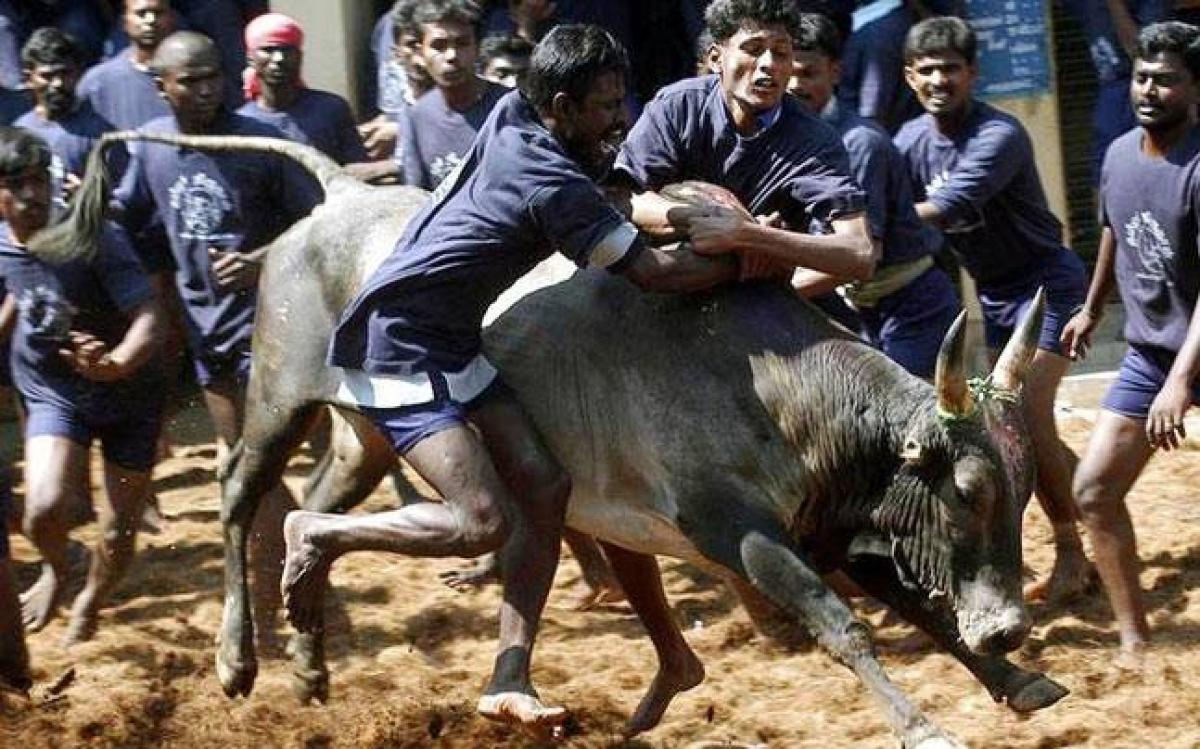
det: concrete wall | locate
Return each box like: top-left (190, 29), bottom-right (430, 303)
top-left (271, 0), bottom-right (374, 115)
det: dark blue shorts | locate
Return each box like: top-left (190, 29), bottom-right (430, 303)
top-left (361, 375), bottom-right (508, 456)
top-left (25, 397), bottom-right (163, 472)
top-left (860, 266), bottom-right (961, 379)
top-left (1101, 344), bottom-right (1200, 420)
top-left (193, 348), bottom-right (252, 389)
top-left (979, 247), bottom-right (1087, 357)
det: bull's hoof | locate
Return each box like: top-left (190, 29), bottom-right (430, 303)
top-left (291, 664), bottom-right (330, 705)
top-left (215, 651), bottom-right (257, 698)
top-left (1004, 672), bottom-right (1068, 713)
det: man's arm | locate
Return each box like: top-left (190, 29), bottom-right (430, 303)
top-left (1060, 227), bottom-right (1116, 360)
top-left (683, 211), bottom-right (877, 281)
top-left (620, 242), bottom-right (739, 293)
top-left (913, 120), bottom-right (1027, 230)
top-left (1148, 291), bottom-right (1200, 450)
top-left (60, 297), bottom-right (163, 383)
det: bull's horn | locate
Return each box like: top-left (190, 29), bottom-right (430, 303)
top-left (991, 287), bottom-right (1046, 392)
top-left (935, 310), bottom-right (974, 419)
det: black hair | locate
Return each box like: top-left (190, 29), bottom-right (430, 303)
top-left (412, 0), bottom-right (482, 40)
top-left (479, 33), bottom-right (533, 68)
top-left (704, 0), bottom-right (802, 44)
top-left (904, 16), bottom-right (977, 65)
top-left (519, 24), bottom-right (629, 110)
top-left (389, 0), bottom-right (421, 41)
top-left (20, 27), bottom-right (83, 70)
top-left (1137, 21), bottom-right (1200, 80)
top-left (793, 12), bottom-right (842, 60)
top-left (0, 126), bottom-right (51, 179)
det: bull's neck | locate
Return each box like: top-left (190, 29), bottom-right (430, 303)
top-left (766, 347), bottom-right (931, 536)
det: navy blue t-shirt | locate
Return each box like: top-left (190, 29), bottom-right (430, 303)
top-left (616, 75), bottom-right (865, 228)
top-left (1063, 0), bottom-right (1167, 83)
top-left (238, 89), bottom-right (369, 165)
top-left (0, 86), bottom-right (29, 125)
top-left (0, 220), bottom-right (156, 411)
top-left (483, 0), bottom-right (633, 52)
top-left (15, 102), bottom-right (123, 205)
top-left (1101, 127), bottom-right (1200, 353)
top-left (398, 81), bottom-right (508, 190)
top-left (114, 111), bottom-right (320, 362)
top-left (823, 101), bottom-right (936, 266)
top-left (78, 52), bottom-right (173, 130)
top-left (838, 4), bottom-right (920, 132)
top-left (330, 90), bottom-right (643, 375)
top-left (893, 101), bottom-right (1065, 289)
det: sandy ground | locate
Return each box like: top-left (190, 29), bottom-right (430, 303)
top-left (2, 402), bottom-right (1200, 749)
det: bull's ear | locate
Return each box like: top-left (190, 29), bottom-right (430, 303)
top-left (900, 437), bottom-right (925, 466)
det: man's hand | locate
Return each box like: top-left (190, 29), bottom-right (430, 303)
top-left (1146, 377), bottom-right (1192, 451)
top-left (358, 117), bottom-right (399, 160)
top-left (62, 172), bottom-right (82, 201)
top-left (59, 332), bottom-right (128, 382)
top-left (1059, 309), bottom-right (1099, 361)
top-left (670, 205), bottom-right (749, 255)
top-left (209, 247), bottom-right (261, 291)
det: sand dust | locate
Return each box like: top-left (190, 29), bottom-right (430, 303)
top-left (3, 408), bottom-right (1200, 748)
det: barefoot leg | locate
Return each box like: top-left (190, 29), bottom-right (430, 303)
top-left (64, 458), bottom-right (152, 646)
top-left (1022, 351), bottom-right (1092, 604)
top-left (20, 435), bottom-right (88, 631)
top-left (565, 530), bottom-right (624, 610)
top-left (439, 551), bottom-right (501, 591)
top-left (599, 542), bottom-right (703, 736)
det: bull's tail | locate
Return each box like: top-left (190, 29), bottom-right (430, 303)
top-left (28, 131), bottom-right (352, 265)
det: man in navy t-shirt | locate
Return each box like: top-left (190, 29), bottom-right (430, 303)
top-left (284, 25), bottom-right (739, 738)
top-left (77, 0), bottom-right (176, 131)
top-left (15, 28), bottom-right (122, 210)
top-left (237, 13), bottom-right (367, 166)
top-left (111, 33), bottom-right (316, 624)
top-left (896, 16), bottom-right (1091, 602)
top-left (1062, 22), bottom-right (1200, 662)
top-left (790, 12), bottom-right (958, 379)
top-left (615, 0), bottom-right (875, 288)
top-left (0, 127), bottom-right (165, 644)
top-left (397, 0), bottom-right (509, 190)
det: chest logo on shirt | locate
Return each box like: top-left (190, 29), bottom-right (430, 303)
top-left (430, 153), bottom-right (464, 190)
top-left (1125, 211), bottom-right (1175, 287)
top-left (169, 172), bottom-right (233, 240)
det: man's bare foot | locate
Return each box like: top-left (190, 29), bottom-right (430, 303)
top-left (140, 494), bottom-right (166, 535)
top-left (439, 553), bottom-right (499, 591)
top-left (20, 565), bottom-right (62, 631)
top-left (566, 584), bottom-right (626, 612)
top-left (62, 607), bottom-right (98, 648)
top-left (281, 512), bottom-right (333, 634)
top-left (625, 650), bottom-right (704, 736)
top-left (477, 691), bottom-right (569, 741)
top-left (1113, 640), bottom-right (1151, 672)
top-left (1025, 552), bottom-right (1095, 604)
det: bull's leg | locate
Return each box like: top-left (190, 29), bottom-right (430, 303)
top-left (217, 402), bottom-right (317, 698)
top-left (289, 408), bottom-right (394, 704)
top-left (689, 505), bottom-right (959, 749)
top-left (598, 543), bottom-right (703, 736)
top-left (842, 554), bottom-right (1068, 712)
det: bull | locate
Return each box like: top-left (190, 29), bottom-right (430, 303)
top-left (37, 133), bottom-right (1068, 748)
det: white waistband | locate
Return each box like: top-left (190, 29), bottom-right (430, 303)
top-left (333, 354), bottom-right (498, 409)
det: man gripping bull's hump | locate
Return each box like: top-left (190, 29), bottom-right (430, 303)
top-left (614, 0), bottom-right (877, 291)
top-left (280, 25), bottom-right (743, 737)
